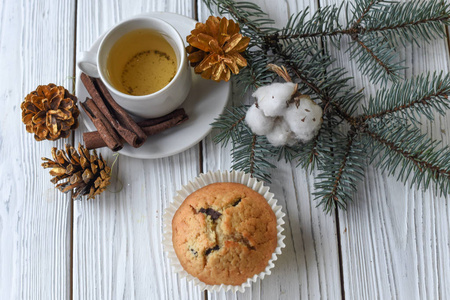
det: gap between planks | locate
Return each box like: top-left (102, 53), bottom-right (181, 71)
top-left (70, 0), bottom-right (79, 299)
top-left (194, 3), bottom-right (208, 300)
top-left (313, 0), bottom-right (346, 298)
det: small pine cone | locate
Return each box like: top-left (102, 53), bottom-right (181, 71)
top-left (21, 84), bottom-right (80, 141)
top-left (186, 16), bottom-right (250, 82)
top-left (42, 144), bottom-right (111, 200)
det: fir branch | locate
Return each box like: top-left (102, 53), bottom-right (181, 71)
top-left (269, 0), bottom-right (449, 83)
top-left (237, 50), bottom-right (275, 91)
top-left (363, 0), bottom-right (450, 46)
top-left (266, 143), bottom-right (303, 163)
top-left (203, 0), bottom-right (276, 37)
top-left (212, 106), bottom-right (247, 145)
top-left (274, 0), bottom-right (450, 42)
top-left (348, 33), bottom-right (404, 84)
top-left (279, 5), bottom-right (345, 42)
top-left (363, 123), bottom-right (450, 194)
top-left (296, 131), bottom-right (322, 170)
top-left (231, 127), bottom-right (276, 182)
top-left (352, 0), bottom-right (387, 26)
top-left (212, 105), bottom-right (276, 181)
top-left (314, 131), bottom-right (367, 213)
top-left (353, 0), bottom-right (374, 25)
top-left (363, 72), bottom-right (450, 122)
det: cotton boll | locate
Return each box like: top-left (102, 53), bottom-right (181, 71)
top-left (284, 96), bottom-right (323, 143)
top-left (245, 103), bottom-right (275, 136)
top-left (265, 118), bottom-right (296, 147)
top-left (252, 82), bottom-right (297, 117)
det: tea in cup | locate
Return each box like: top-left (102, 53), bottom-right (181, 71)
top-left (77, 16), bottom-right (191, 118)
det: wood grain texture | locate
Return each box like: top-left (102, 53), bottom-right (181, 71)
top-left (0, 0), bottom-right (75, 299)
top-left (318, 0), bottom-right (450, 299)
top-left (3, 0), bottom-right (450, 299)
top-left (73, 0), bottom-right (201, 299)
top-left (200, 0), bottom-right (342, 299)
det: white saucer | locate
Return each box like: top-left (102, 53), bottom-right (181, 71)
top-left (75, 12), bottom-right (231, 159)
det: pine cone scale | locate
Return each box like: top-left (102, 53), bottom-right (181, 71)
top-left (32, 110), bottom-right (47, 125)
top-left (229, 52), bottom-right (247, 67)
top-left (224, 59), bottom-right (239, 74)
top-left (34, 126), bottom-right (48, 141)
top-left (70, 173), bottom-right (82, 185)
top-left (223, 34), bottom-right (243, 53)
top-left (194, 53), bottom-right (218, 73)
top-left (50, 167), bottom-right (66, 176)
top-left (218, 18), bottom-right (229, 41)
top-left (232, 37), bottom-right (250, 52)
top-left (91, 163), bottom-right (98, 175)
top-left (55, 150), bottom-right (67, 165)
top-left (22, 113), bottom-right (34, 125)
top-left (209, 39), bottom-right (224, 55)
top-left (51, 98), bottom-right (63, 111)
top-left (187, 35), bottom-right (211, 52)
top-left (187, 50), bottom-right (205, 64)
top-left (59, 98), bottom-right (74, 110)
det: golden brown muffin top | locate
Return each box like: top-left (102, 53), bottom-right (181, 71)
top-left (172, 182), bottom-right (277, 286)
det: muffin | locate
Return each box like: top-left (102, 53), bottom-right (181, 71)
top-left (172, 182), bottom-right (278, 286)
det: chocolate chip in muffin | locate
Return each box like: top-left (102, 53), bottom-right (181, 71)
top-left (198, 207), bottom-right (222, 220)
top-left (232, 198), bottom-right (242, 207)
top-left (204, 245), bottom-right (220, 256)
top-left (189, 248), bottom-right (198, 256)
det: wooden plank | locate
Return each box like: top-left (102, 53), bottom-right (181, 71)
top-left (200, 0), bottom-right (343, 299)
top-left (72, 0), bottom-right (203, 299)
top-left (338, 45), bottom-right (450, 299)
top-left (0, 0), bottom-right (75, 299)
top-left (318, 0), bottom-right (450, 298)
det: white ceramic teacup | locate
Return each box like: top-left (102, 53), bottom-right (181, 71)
top-left (77, 16), bottom-right (191, 118)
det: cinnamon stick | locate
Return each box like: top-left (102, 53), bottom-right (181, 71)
top-left (80, 73), bottom-right (147, 148)
top-left (80, 98), bottom-right (123, 151)
top-left (141, 111), bottom-right (188, 136)
top-left (138, 108), bottom-right (188, 127)
top-left (83, 109), bottom-right (189, 150)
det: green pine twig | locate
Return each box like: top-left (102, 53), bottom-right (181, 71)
top-left (363, 123), bottom-right (450, 194)
top-left (314, 131), bottom-right (367, 212)
top-left (362, 72), bottom-right (450, 123)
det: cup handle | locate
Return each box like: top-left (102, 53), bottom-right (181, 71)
top-left (77, 51), bottom-right (100, 78)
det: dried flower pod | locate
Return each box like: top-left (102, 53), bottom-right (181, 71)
top-left (21, 84), bottom-right (79, 141)
top-left (186, 16), bottom-right (250, 82)
top-left (42, 143), bottom-right (111, 200)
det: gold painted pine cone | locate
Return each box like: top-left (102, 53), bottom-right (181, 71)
top-left (42, 144), bottom-right (111, 200)
top-left (186, 16), bottom-right (250, 82)
top-left (21, 83), bottom-right (79, 141)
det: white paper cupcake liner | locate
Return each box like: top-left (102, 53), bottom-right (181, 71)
top-left (162, 170), bottom-right (286, 293)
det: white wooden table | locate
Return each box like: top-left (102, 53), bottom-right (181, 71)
top-left (1, 0), bottom-right (450, 299)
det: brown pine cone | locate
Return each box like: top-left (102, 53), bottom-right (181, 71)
top-left (41, 144), bottom-right (111, 200)
top-left (186, 16), bottom-right (250, 82)
top-left (21, 84), bottom-right (80, 141)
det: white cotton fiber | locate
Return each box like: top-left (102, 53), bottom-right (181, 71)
top-left (265, 118), bottom-right (296, 146)
top-left (245, 103), bottom-right (275, 136)
top-left (247, 83), bottom-right (323, 147)
top-left (284, 96), bottom-right (323, 143)
top-left (252, 82), bottom-right (297, 117)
